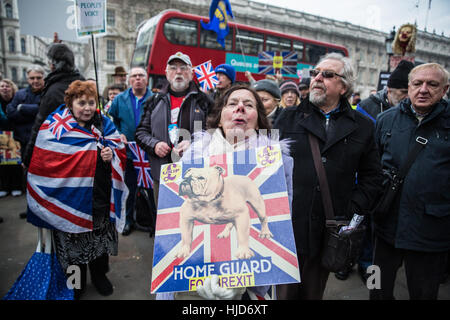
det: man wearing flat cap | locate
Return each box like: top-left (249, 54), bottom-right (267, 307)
top-left (136, 52), bottom-right (213, 207)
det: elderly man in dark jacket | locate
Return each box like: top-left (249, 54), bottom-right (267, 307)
top-left (23, 43), bottom-right (84, 167)
top-left (274, 53), bottom-right (383, 300)
top-left (135, 52), bottom-right (213, 207)
top-left (372, 63), bottom-right (450, 300)
top-left (6, 65), bottom-right (45, 150)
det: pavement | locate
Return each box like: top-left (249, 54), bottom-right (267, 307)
top-left (1, 193), bottom-right (449, 300)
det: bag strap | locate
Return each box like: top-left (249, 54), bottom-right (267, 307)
top-left (308, 132), bottom-right (337, 225)
top-left (396, 136), bottom-right (428, 181)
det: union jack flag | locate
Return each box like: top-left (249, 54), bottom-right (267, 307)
top-left (151, 145), bottom-right (300, 294)
top-left (194, 60), bottom-right (219, 92)
top-left (128, 141), bottom-right (153, 189)
top-left (47, 107), bottom-right (78, 140)
top-left (258, 51), bottom-right (298, 76)
top-left (26, 105), bottom-right (129, 233)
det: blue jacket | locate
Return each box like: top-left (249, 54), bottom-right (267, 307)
top-left (375, 99), bottom-right (450, 252)
top-left (109, 88), bottom-right (152, 158)
top-left (6, 86), bottom-right (41, 147)
top-left (109, 88), bottom-right (152, 137)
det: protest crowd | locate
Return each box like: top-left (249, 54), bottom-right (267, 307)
top-left (1, 0), bottom-right (449, 302)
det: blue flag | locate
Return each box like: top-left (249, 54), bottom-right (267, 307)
top-left (201, 0), bottom-right (234, 48)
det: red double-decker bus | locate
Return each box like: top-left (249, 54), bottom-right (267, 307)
top-left (131, 9), bottom-right (349, 88)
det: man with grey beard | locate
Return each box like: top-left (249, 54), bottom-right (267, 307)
top-left (136, 52), bottom-right (213, 206)
top-left (273, 53), bottom-right (383, 300)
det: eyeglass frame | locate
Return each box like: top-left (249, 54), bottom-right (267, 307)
top-left (309, 69), bottom-right (346, 79)
top-left (166, 64), bottom-right (191, 72)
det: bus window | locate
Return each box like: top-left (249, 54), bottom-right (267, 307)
top-left (328, 47), bottom-right (346, 56)
top-left (304, 44), bottom-right (327, 65)
top-left (131, 14), bottom-right (160, 68)
top-left (164, 18), bottom-right (198, 46)
top-left (266, 36), bottom-right (291, 52)
top-left (200, 27), bottom-right (232, 50)
top-left (235, 30), bottom-right (263, 56)
top-left (293, 41), bottom-right (304, 61)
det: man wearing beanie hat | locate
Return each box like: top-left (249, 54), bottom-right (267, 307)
top-left (253, 79), bottom-right (282, 125)
top-left (208, 64), bottom-right (236, 102)
top-left (279, 79), bottom-right (300, 108)
top-left (357, 60), bottom-right (414, 122)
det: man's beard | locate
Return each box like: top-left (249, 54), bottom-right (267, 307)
top-left (171, 76), bottom-right (189, 92)
top-left (309, 85), bottom-right (327, 107)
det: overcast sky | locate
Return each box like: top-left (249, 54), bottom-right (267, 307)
top-left (252, 0), bottom-right (450, 35)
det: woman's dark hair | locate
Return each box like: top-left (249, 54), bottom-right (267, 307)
top-left (207, 84), bottom-right (271, 131)
top-left (64, 80), bottom-right (102, 129)
top-left (47, 43), bottom-right (75, 72)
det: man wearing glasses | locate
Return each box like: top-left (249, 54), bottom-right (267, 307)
top-left (109, 67), bottom-right (153, 236)
top-left (274, 53), bottom-right (383, 299)
top-left (136, 52), bottom-right (213, 208)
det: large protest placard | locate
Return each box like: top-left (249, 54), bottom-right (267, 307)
top-left (0, 131), bottom-right (21, 165)
top-left (151, 145), bottom-right (300, 294)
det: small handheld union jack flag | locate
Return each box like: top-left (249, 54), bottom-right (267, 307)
top-left (194, 60), bottom-right (219, 92)
top-left (47, 107), bottom-right (78, 140)
top-left (128, 142), bottom-right (153, 189)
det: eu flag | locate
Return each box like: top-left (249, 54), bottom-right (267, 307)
top-left (200, 0), bottom-right (234, 48)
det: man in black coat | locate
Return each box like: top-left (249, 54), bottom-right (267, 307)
top-left (274, 53), bottom-right (382, 299)
top-left (372, 63), bottom-right (450, 300)
top-left (23, 43), bottom-right (84, 167)
top-left (356, 60), bottom-right (414, 122)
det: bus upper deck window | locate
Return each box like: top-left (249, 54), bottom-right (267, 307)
top-left (266, 36), bottom-right (291, 52)
top-left (164, 18), bottom-right (198, 46)
top-left (305, 44), bottom-right (327, 65)
top-left (236, 30), bottom-right (263, 56)
top-left (200, 28), bottom-right (232, 50)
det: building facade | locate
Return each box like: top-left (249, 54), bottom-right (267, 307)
top-left (2, 0), bottom-right (450, 97)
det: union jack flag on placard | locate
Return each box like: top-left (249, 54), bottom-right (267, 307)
top-left (194, 60), bottom-right (219, 92)
top-left (258, 51), bottom-right (298, 76)
top-left (26, 105), bottom-right (128, 233)
top-left (151, 145), bottom-right (300, 294)
top-left (128, 141), bottom-right (153, 189)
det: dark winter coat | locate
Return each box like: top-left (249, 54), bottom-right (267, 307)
top-left (356, 89), bottom-right (391, 122)
top-left (374, 98), bottom-right (450, 252)
top-left (6, 86), bottom-right (41, 148)
top-left (135, 82), bottom-right (213, 182)
top-left (23, 69), bottom-right (84, 166)
top-left (274, 97), bottom-right (383, 257)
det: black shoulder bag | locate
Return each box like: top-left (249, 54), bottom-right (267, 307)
top-left (372, 135), bottom-right (429, 223)
top-left (308, 133), bottom-right (366, 273)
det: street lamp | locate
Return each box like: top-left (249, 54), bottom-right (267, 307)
top-left (385, 26), bottom-right (396, 72)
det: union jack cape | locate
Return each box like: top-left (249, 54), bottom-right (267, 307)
top-left (194, 60), bottom-right (219, 92)
top-left (151, 143), bottom-right (300, 294)
top-left (27, 105), bottom-right (129, 233)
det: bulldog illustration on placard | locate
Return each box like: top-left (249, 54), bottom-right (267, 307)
top-left (176, 166), bottom-right (272, 259)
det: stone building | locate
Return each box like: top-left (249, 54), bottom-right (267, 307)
top-left (2, 0), bottom-right (449, 97)
top-left (95, 0), bottom-right (450, 97)
top-left (0, 0), bottom-right (87, 87)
